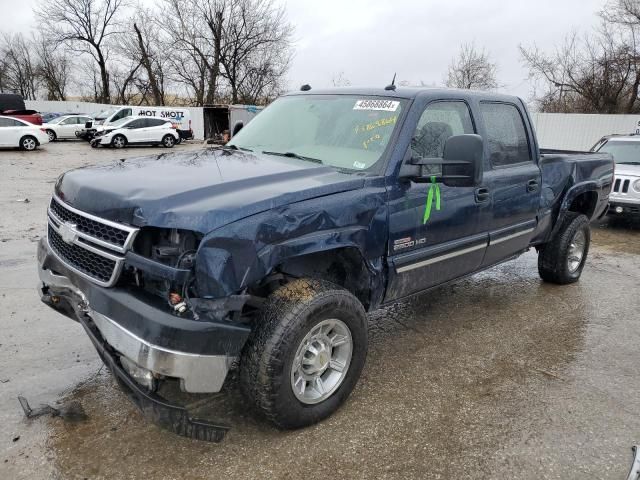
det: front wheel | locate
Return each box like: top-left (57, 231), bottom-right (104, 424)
top-left (162, 134), bottom-right (176, 148)
top-left (240, 278), bottom-right (368, 429)
top-left (111, 134), bottom-right (127, 149)
top-left (538, 212), bottom-right (590, 284)
top-left (46, 130), bottom-right (56, 142)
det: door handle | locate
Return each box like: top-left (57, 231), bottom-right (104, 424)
top-left (475, 187), bottom-right (490, 203)
top-left (527, 179), bottom-right (539, 192)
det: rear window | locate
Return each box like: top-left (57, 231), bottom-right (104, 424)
top-left (480, 103), bottom-right (531, 167)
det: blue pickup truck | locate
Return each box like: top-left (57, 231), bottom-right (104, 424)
top-left (37, 88), bottom-right (613, 440)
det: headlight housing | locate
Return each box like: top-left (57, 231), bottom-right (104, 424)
top-left (634, 179), bottom-right (640, 192)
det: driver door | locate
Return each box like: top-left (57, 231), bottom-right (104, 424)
top-left (385, 100), bottom-right (491, 302)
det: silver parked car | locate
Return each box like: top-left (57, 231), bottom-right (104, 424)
top-left (592, 135), bottom-right (640, 216)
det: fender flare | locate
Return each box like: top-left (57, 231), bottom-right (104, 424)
top-left (550, 181), bottom-right (600, 239)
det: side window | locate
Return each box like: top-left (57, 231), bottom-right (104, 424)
top-left (411, 101), bottom-right (475, 175)
top-left (149, 119), bottom-right (167, 127)
top-left (480, 103), bottom-right (531, 167)
top-left (128, 119), bottom-right (146, 129)
top-left (112, 109), bottom-right (132, 122)
top-left (0, 118), bottom-right (13, 127)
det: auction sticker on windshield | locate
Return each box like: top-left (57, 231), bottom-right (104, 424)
top-left (353, 99), bottom-right (400, 112)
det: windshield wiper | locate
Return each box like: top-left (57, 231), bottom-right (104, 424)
top-left (617, 161), bottom-right (640, 165)
top-left (222, 144), bottom-right (253, 152)
top-left (262, 150), bottom-right (322, 164)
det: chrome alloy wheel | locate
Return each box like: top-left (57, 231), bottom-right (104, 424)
top-left (22, 137), bottom-right (37, 150)
top-left (290, 319), bottom-right (353, 405)
top-left (568, 229), bottom-right (586, 273)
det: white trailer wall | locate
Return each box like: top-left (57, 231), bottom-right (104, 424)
top-left (25, 100), bottom-right (205, 140)
top-left (531, 112), bottom-right (640, 151)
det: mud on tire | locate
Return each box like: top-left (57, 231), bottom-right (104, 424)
top-left (239, 278), bottom-right (368, 429)
top-left (538, 212), bottom-right (590, 284)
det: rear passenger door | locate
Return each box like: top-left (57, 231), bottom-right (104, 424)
top-left (144, 119), bottom-right (168, 142)
top-left (124, 119), bottom-right (147, 143)
top-left (479, 102), bottom-right (541, 266)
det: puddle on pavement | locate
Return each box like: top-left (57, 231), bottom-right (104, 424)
top-left (44, 251), bottom-right (599, 479)
top-left (593, 217), bottom-right (640, 255)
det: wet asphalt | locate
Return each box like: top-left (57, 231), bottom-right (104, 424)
top-left (1, 142), bottom-right (639, 480)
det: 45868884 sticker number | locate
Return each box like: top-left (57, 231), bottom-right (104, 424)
top-left (353, 99), bottom-right (400, 112)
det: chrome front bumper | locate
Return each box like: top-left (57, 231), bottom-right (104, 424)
top-left (38, 262), bottom-right (233, 394)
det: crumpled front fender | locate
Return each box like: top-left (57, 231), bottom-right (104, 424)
top-left (194, 181), bottom-right (389, 303)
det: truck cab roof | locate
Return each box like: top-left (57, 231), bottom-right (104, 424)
top-left (285, 86), bottom-right (525, 105)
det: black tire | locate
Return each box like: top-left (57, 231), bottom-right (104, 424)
top-left (162, 134), bottom-right (176, 148)
top-left (111, 134), bottom-right (127, 149)
top-left (175, 136), bottom-right (182, 145)
top-left (46, 129), bottom-right (56, 142)
top-left (538, 212), bottom-right (590, 284)
top-left (240, 278), bottom-right (368, 429)
top-left (20, 135), bottom-right (38, 151)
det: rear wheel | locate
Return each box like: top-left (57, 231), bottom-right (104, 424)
top-left (538, 212), bottom-right (590, 284)
top-left (20, 136), bottom-right (38, 151)
top-left (162, 134), bottom-right (176, 148)
top-left (240, 278), bottom-right (368, 429)
top-left (111, 134), bottom-right (127, 149)
top-left (46, 130), bottom-right (56, 142)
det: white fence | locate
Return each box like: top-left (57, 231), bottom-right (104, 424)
top-left (25, 100), bottom-right (206, 140)
top-left (531, 112), bottom-right (640, 151)
top-left (22, 101), bottom-right (640, 151)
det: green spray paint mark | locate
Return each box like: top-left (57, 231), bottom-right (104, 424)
top-left (423, 176), bottom-right (441, 224)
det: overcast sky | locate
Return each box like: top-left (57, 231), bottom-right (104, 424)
top-left (1, 0), bottom-right (607, 101)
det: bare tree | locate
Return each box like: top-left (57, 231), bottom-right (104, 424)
top-left (0, 33), bottom-right (39, 99)
top-left (157, 0), bottom-right (292, 106)
top-left (35, 0), bottom-right (127, 103)
top-left (33, 35), bottom-right (71, 100)
top-left (220, 0), bottom-right (293, 103)
top-left (520, 1), bottom-right (640, 113)
top-left (158, 0), bottom-right (213, 105)
top-left (446, 43), bottom-right (499, 91)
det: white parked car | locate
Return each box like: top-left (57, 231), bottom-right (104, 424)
top-left (91, 117), bottom-right (179, 148)
top-left (43, 115), bottom-right (93, 142)
top-left (0, 115), bottom-right (49, 150)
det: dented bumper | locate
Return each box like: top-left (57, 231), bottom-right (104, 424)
top-left (37, 236), bottom-right (251, 440)
top-left (37, 236), bottom-right (250, 392)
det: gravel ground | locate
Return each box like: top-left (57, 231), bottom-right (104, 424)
top-left (0, 141), bottom-right (639, 480)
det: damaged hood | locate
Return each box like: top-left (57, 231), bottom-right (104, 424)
top-left (55, 148), bottom-right (365, 233)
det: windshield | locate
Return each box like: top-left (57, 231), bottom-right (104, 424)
top-left (228, 95), bottom-right (407, 172)
top-left (95, 108), bottom-right (117, 120)
top-left (598, 141), bottom-right (640, 164)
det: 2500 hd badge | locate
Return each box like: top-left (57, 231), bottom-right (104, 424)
top-left (38, 87), bottom-right (613, 441)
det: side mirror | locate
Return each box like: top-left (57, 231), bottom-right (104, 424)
top-left (400, 134), bottom-right (484, 187)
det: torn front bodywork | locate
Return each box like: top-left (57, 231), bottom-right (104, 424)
top-left (53, 148), bottom-right (391, 310)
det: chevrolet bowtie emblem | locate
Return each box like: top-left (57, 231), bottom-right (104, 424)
top-left (59, 222), bottom-right (78, 244)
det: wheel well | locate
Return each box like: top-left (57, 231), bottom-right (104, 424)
top-left (20, 135), bottom-right (38, 145)
top-left (275, 248), bottom-right (372, 308)
top-left (568, 191), bottom-right (598, 218)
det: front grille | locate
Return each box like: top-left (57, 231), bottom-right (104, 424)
top-left (50, 198), bottom-right (128, 248)
top-left (46, 195), bottom-right (138, 286)
top-left (48, 225), bottom-right (117, 283)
